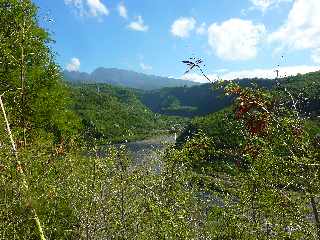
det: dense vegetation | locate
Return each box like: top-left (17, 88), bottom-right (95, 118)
top-left (0, 0), bottom-right (80, 146)
top-left (177, 71), bottom-right (320, 144)
top-left (171, 83), bottom-right (320, 238)
top-left (139, 78), bottom-right (274, 117)
top-left (0, 1), bottom-right (319, 239)
top-left (69, 83), bottom-right (186, 143)
top-left (275, 71), bottom-right (320, 118)
top-left (139, 73), bottom-right (320, 118)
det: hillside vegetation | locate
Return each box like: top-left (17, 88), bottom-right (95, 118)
top-left (69, 83), bottom-right (186, 143)
top-left (139, 72), bottom-right (320, 118)
top-left (139, 78), bottom-right (274, 117)
top-left (0, 1), bottom-right (319, 239)
top-left (276, 71), bottom-right (320, 118)
top-left (177, 71), bottom-right (320, 142)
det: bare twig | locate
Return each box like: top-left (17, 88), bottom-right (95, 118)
top-left (0, 96), bottom-right (17, 156)
top-left (182, 58), bottom-right (216, 85)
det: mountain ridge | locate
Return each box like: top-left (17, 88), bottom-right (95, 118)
top-left (63, 67), bottom-right (199, 90)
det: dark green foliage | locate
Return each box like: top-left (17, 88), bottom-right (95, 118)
top-left (139, 84), bottom-right (229, 117)
top-left (139, 73), bottom-right (320, 118)
top-left (139, 78), bottom-right (274, 117)
top-left (177, 107), bottom-right (243, 147)
top-left (275, 71), bottom-right (320, 118)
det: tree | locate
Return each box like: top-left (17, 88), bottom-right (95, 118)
top-left (0, 0), bottom-right (80, 146)
top-left (0, 1), bottom-right (79, 239)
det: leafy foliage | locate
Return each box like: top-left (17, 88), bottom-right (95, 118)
top-left (0, 0), bottom-right (80, 144)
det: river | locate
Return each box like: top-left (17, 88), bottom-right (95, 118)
top-left (111, 135), bottom-right (176, 166)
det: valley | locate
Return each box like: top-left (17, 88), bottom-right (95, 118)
top-left (1, 1), bottom-right (320, 239)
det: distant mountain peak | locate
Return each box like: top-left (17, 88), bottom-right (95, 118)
top-left (63, 67), bottom-right (199, 90)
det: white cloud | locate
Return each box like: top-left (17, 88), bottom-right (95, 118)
top-left (64, 0), bottom-right (85, 16)
top-left (87, 0), bottom-right (109, 17)
top-left (196, 22), bottom-right (207, 35)
top-left (208, 18), bottom-right (266, 60)
top-left (128, 16), bottom-right (149, 32)
top-left (311, 49), bottom-right (320, 64)
top-left (140, 62), bottom-right (152, 71)
top-left (66, 58), bottom-right (81, 71)
top-left (250, 0), bottom-right (292, 12)
top-left (180, 65), bottom-right (319, 82)
top-left (222, 65), bottom-right (319, 80)
top-left (64, 0), bottom-right (81, 7)
top-left (215, 68), bottom-right (229, 73)
top-left (269, 0), bottom-right (320, 55)
top-left (118, 2), bottom-right (128, 19)
top-left (64, 0), bottom-right (109, 18)
top-left (181, 73), bottom-right (218, 83)
top-left (171, 17), bottom-right (196, 38)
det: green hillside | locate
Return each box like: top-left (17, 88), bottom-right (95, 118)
top-left (139, 78), bottom-right (274, 117)
top-left (68, 72), bottom-right (319, 144)
top-left (139, 72), bottom-right (320, 118)
top-left (69, 83), bottom-right (186, 143)
top-left (275, 71), bottom-right (320, 118)
top-left (177, 71), bottom-right (320, 143)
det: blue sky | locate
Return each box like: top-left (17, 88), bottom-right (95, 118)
top-left (34, 0), bottom-right (320, 82)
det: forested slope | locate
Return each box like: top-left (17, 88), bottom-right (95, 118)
top-left (177, 71), bottom-right (320, 146)
top-left (139, 72), bottom-right (320, 118)
top-left (69, 83), bottom-right (186, 143)
top-left (276, 71), bottom-right (320, 118)
top-left (138, 78), bottom-right (274, 117)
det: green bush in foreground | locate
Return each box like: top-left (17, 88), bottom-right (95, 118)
top-left (1, 139), bottom-right (208, 239)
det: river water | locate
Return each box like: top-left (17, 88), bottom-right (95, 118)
top-left (113, 135), bottom-right (176, 166)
